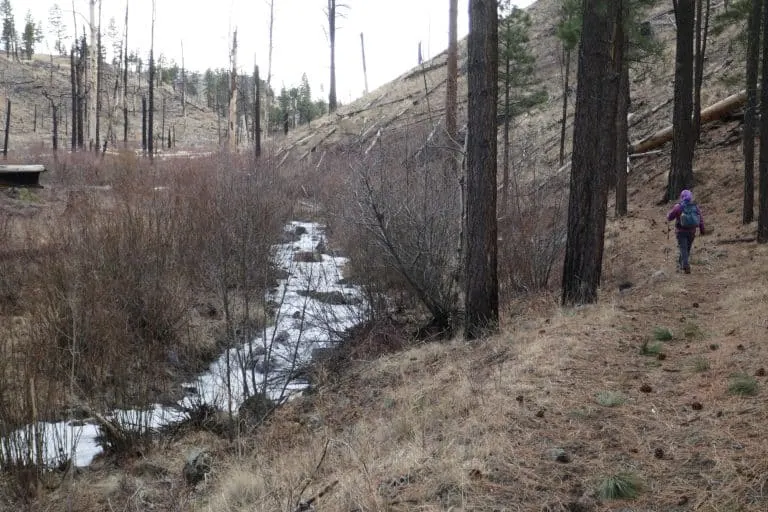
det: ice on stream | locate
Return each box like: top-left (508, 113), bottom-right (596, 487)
top-left (1, 221), bottom-right (364, 468)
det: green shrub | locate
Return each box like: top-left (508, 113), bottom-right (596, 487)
top-left (599, 472), bottom-right (640, 500)
top-left (596, 391), bottom-right (625, 407)
top-left (653, 327), bottom-right (673, 341)
top-left (728, 374), bottom-right (758, 396)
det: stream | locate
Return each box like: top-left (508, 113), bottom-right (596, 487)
top-left (1, 221), bottom-right (365, 468)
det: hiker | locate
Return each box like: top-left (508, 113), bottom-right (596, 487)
top-left (667, 189), bottom-right (705, 274)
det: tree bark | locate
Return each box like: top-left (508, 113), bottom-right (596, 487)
top-left (141, 96), bottom-right (147, 152)
top-left (446, 0), bottom-right (458, 144)
top-left (464, 0), bottom-right (499, 340)
top-left (88, 0), bottom-right (97, 149)
top-left (95, 1), bottom-right (102, 152)
top-left (501, 16), bottom-right (511, 217)
top-left (148, 1), bottom-right (155, 159)
top-left (559, 48), bottom-right (571, 167)
top-left (615, 23), bottom-right (630, 217)
top-left (562, 0), bottom-right (622, 306)
top-left (3, 100), bottom-right (10, 158)
top-left (758, 0), bottom-right (768, 243)
top-left (743, 0), bottom-right (761, 224)
top-left (228, 29), bottom-right (238, 151)
top-left (328, 0), bottom-right (337, 113)
top-left (123, 0), bottom-right (128, 146)
top-left (254, 65), bottom-right (261, 158)
top-left (71, 47), bottom-right (77, 151)
top-left (181, 40), bottom-right (186, 118)
top-left (360, 32), bottom-right (369, 95)
top-left (692, 0), bottom-right (710, 142)
top-left (667, 0), bottom-right (695, 202)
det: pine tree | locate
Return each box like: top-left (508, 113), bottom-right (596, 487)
top-left (555, 0), bottom-right (581, 167)
top-left (298, 73), bottom-right (313, 124)
top-left (667, 0), bottom-right (696, 201)
top-left (743, 0), bottom-right (761, 224)
top-left (464, 0), bottom-right (499, 340)
top-left (1, 0), bottom-right (15, 57)
top-left (22, 11), bottom-right (40, 60)
top-left (49, 4), bottom-right (68, 56)
top-left (561, 0), bottom-right (623, 305)
top-left (498, 2), bottom-right (545, 214)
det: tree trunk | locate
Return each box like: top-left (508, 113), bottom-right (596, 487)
top-left (148, 1), bottom-right (155, 160)
top-left (360, 32), bottom-right (369, 95)
top-left (228, 29), bottom-right (238, 151)
top-left (561, 0), bottom-right (622, 306)
top-left (123, 0), bottom-right (128, 146)
top-left (71, 47), bottom-right (77, 151)
top-left (668, 0), bottom-right (696, 202)
top-left (95, 2), bottom-right (102, 152)
top-left (446, 0), bottom-right (458, 144)
top-left (3, 100), bottom-right (10, 158)
top-left (88, 0), bottom-right (97, 149)
top-left (559, 48), bottom-right (571, 167)
top-left (181, 40), bottom-right (186, 118)
top-left (148, 50), bottom-right (154, 159)
top-left (328, 0), bottom-right (338, 113)
top-left (52, 104), bottom-right (58, 153)
top-left (142, 96), bottom-right (147, 152)
top-left (464, 0), bottom-right (499, 340)
top-left (501, 18), bottom-right (511, 217)
top-left (266, 0), bottom-right (274, 140)
top-left (743, 0), bottom-right (761, 224)
top-left (692, 0), bottom-right (710, 141)
top-left (758, 0), bottom-right (768, 243)
top-left (615, 27), bottom-right (630, 217)
top-left (254, 65), bottom-right (261, 158)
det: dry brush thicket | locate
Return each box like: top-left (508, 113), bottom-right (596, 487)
top-left (0, 150), bottom-right (290, 496)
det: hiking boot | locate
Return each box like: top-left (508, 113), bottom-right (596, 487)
top-left (683, 266), bottom-right (691, 274)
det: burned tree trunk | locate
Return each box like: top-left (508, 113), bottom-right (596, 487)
top-left (254, 64), bottom-right (261, 158)
top-left (744, 0), bottom-right (761, 224)
top-left (71, 47), bottom-right (77, 151)
top-left (123, 0), bottom-right (129, 146)
top-left (142, 96), bottom-right (147, 152)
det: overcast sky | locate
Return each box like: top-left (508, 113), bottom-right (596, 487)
top-left (21, 0), bottom-right (535, 102)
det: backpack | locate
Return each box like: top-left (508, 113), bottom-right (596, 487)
top-left (680, 202), bottom-right (700, 228)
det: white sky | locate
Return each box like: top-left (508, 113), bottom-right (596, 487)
top-left (21, 0), bottom-right (535, 102)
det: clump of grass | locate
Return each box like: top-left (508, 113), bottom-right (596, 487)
top-left (596, 390), bottom-right (625, 407)
top-left (639, 339), bottom-right (663, 356)
top-left (653, 327), bottom-right (673, 341)
top-left (599, 472), bottom-right (641, 500)
top-left (728, 373), bottom-right (758, 396)
top-left (683, 322), bottom-right (704, 340)
top-left (691, 356), bottom-right (710, 372)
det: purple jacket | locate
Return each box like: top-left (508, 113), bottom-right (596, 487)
top-left (667, 201), bottom-right (704, 234)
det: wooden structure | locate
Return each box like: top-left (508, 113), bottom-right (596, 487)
top-left (0, 165), bottom-right (47, 187)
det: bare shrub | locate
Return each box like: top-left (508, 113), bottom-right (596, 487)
top-left (498, 171), bottom-right (567, 297)
top-left (324, 127), bottom-right (463, 334)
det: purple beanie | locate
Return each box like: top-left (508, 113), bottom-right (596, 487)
top-left (680, 189), bottom-right (693, 202)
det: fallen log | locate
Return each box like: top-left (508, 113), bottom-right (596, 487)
top-left (629, 90), bottom-right (747, 154)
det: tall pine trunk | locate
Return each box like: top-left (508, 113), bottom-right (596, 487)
top-left (667, 0), bottom-right (695, 202)
top-left (559, 48), bottom-right (571, 167)
top-left (692, 0), bottom-right (710, 141)
top-left (615, 26), bottom-right (630, 217)
top-left (254, 65), bottom-right (261, 158)
top-left (561, 0), bottom-right (622, 305)
top-left (328, 0), bottom-right (337, 113)
top-left (743, 0), bottom-right (761, 224)
top-left (446, 0), bottom-right (458, 144)
top-left (70, 47), bottom-right (77, 151)
top-left (758, 0), bottom-right (768, 243)
top-left (464, 0), bottom-right (499, 340)
top-left (123, 0), bottom-right (128, 146)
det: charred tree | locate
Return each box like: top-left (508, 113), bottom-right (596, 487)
top-left (142, 96), bottom-right (147, 152)
top-left (3, 100), bottom-right (9, 158)
top-left (464, 0), bottom-right (499, 340)
top-left (561, 0), bottom-right (622, 306)
top-left (228, 29), bottom-right (238, 151)
top-left (615, 13), bottom-right (630, 217)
